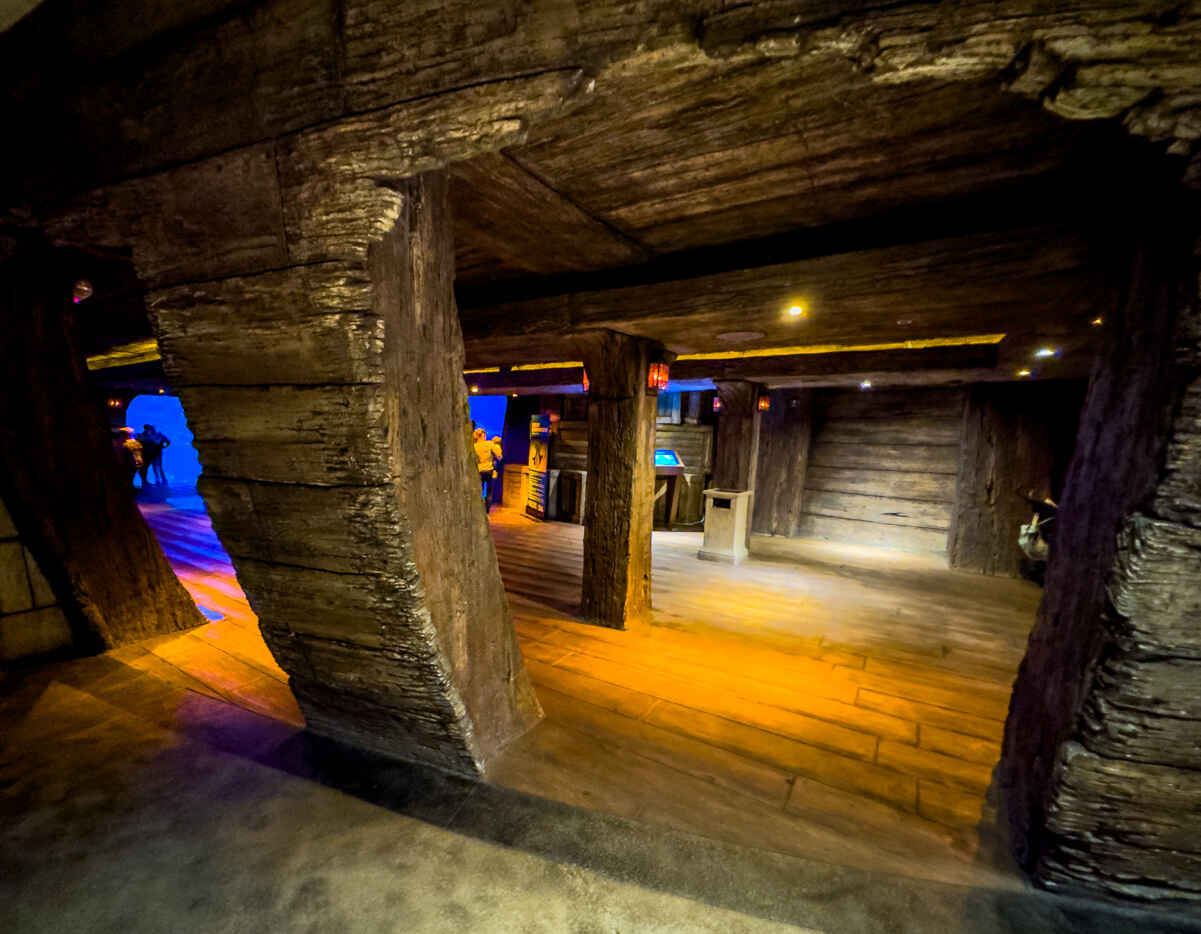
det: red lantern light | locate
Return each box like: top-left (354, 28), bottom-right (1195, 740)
top-left (648, 362), bottom-right (670, 392)
top-left (757, 394), bottom-right (771, 411)
top-left (712, 396), bottom-right (723, 412)
top-left (582, 369), bottom-right (589, 393)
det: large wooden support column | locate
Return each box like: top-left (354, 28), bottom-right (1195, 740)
top-left (0, 246), bottom-right (202, 652)
top-left (713, 380), bottom-right (764, 491)
top-left (151, 172), bottom-right (540, 776)
top-left (751, 389), bottom-right (813, 537)
top-left (576, 331), bottom-right (667, 629)
top-left (999, 197), bottom-right (1201, 900)
top-left (949, 383), bottom-right (1059, 577)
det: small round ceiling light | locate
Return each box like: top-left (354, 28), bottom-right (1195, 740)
top-left (859, 380), bottom-right (872, 390)
top-left (73, 279), bottom-right (93, 304)
top-left (470, 385), bottom-right (480, 393)
top-left (1091, 316), bottom-right (1103, 327)
top-left (1033, 347), bottom-right (1059, 359)
top-left (1017, 369), bottom-right (1031, 378)
top-left (787, 304), bottom-right (805, 318)
top-left (896, 318), bottom-right (913, 326)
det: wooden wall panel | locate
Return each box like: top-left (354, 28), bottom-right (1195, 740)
top-left (796, 387), bottom-right (964, 555)
top-left (752, 389), bottom-right (813, 537)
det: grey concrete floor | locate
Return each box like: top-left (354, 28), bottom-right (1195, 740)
top-left (2, 654), bottom-right (1200, 933)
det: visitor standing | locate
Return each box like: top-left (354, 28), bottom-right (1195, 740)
top-left (138, 424), bottom-right (170, 485)
top-left (117, 427), bottom-right (145, 488)
top-left (473, 428), bottom-right (503, 512)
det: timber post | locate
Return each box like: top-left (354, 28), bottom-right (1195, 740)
top-left (576, 330), bottom-right (670, 629)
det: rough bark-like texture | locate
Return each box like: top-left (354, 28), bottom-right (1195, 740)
top-left (949, 382), bottom-right (1076, 577)
top-left (151, 173), bottom-right (540, 776)
top-left (998, 200), bottom-right (1199, 900)
top-left (752, 390), bottom-right (813, 537)
top-left (712, 381), bottom-right (763, 492)
top-left (0, 248), bottom-right (202, 652)
top-left (576, 331), bottom-right (665, 629)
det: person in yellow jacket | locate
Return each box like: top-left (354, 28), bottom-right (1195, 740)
top-left (473, 427), bottom-right (503, 512)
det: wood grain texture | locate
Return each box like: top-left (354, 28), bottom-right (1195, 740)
top-left (793, 388), bottom-right (963, 554)
top-left (999, 199), bottom-right (1201, 900)
top-left (949, 382), bottom-right (1074, 577)
top-left (577, 331), bottom-right (665, 628)
top-left (150, 173), bottom-right (541, 776)
top-left (712, 380), bottom-right (763, 492)
top-left (752, 389), bottom-right (812, 538)
top-left (0, 248), bottom-right (203, 650)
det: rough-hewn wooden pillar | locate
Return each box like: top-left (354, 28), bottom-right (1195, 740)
top-left (0, 246), bottom-right (202, 652)
top-left (998, 196), bottom-right (1201, 900)
top-left (576, 331), bottom-right (667, 629)
top-left (948, 382), bottom-right (1058, 577)
top-left (151, 172), bottom-right (541, 776)
top-left (751, 389), bottom-right (813, 537)
top-left (713, 380), bottom-right (764, 491)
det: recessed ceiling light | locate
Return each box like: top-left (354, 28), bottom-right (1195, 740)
top-left (1033, 348), bottom-right (1058, 359)
top-left (470, 385), bottom-right (479, 393)
top-left (1091, 317), bottom-right (1103, 327)
top-left (896, 318), bottom-right (913, 326)
top-left (859, 380), bottom-right (872, 390)
top-left (787, 304), bottom-right (805, 318)
top-left (1018, 369), bottom-right (1031, 377)
top-left (511, 393), bottom-right (518, 398)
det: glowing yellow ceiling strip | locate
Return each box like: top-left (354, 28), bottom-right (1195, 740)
top-left (463, 366), bottom-right (501, 374)
top-left (86, 339), bottom-right (161, 371)
top-left (675, 334), bottom-right (1005, 362)
top-left (511, 361), bottom-right (584, 371)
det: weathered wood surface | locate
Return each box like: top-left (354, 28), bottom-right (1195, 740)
top-left (151, 173), bottom-right (541, 776)
top-left (712, 380), bottom-right (763, 493)
top-left (751, 389), bottom-right (812, 538)
top-left (948, 383), bottom-right (1061, 578)
top-left (787, 389), bottom-right (961, 554)
top-left (149, 263), bottom-right (380, 386)
top-left (9, 0), bottom-right (1201, 207)
top-left (576, 331), bottom-right (664, 628)
top-left (998, 199), bottom-right (1201, 900)
top-left (0, 248), bottom-right (203, 651)
top-left (451, 151), bottom-right (647, 282)
top-left (807, 441), bottom-right (960, 475)
top-left (795, 515), bottom-right (949, 555)
top-left (461, 226), bottom-right (1096, 357)
top-left (803, 491), bottom-right (952, 531)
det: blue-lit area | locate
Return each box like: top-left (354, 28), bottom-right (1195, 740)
top-left (125, 394), bottom-right (203, 489)
top-left (654, 449), bottom-right (684, 467)
top-left (468, 394), bottom-right (508, 440)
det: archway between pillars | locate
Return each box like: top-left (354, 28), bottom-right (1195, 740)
top-left (27, 3), bottom-right (1201, 901)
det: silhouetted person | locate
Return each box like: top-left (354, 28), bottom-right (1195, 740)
top-left (138, 424), bottom-right (170, 485)
top-left (474, 427), bottom-right (503, 513)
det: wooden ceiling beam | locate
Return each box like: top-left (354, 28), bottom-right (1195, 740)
top-left (450, 151), bottom-right (649, 281)
top-left (458, 223), bottom-right (1101, 359)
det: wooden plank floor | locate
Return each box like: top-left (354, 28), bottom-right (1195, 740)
top-left (135, 496), bottom-right (1039, 890)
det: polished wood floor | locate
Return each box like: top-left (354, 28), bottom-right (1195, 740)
top-left (134, 496), bottom-right (1040, 889)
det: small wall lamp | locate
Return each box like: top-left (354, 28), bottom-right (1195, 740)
top-left (582, 369), bottom-right (590, 393)
top-left (648, 362), bottom-right (670, 392)
top-left (757, 395), bottom-right (771, 411)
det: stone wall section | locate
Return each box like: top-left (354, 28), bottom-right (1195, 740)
top-left (0, 495), bottom-right (70, 662)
